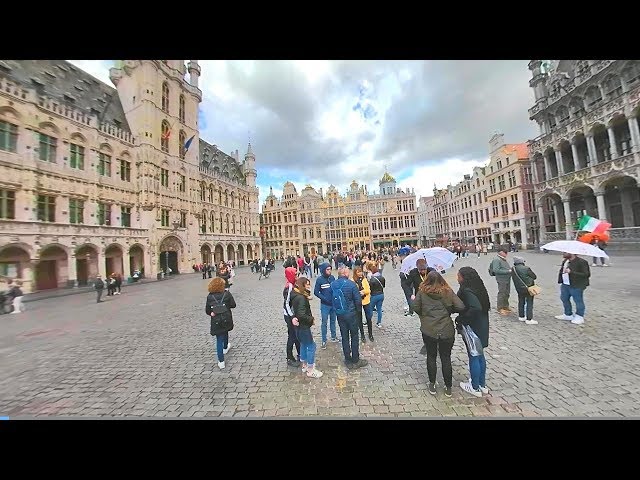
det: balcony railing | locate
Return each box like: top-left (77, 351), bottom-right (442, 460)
top-left (0, 220), bottom-right (148, 239)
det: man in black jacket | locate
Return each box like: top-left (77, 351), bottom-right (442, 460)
top-left (94, 275), bottom-right (105, 303)
top-left (555, 252), bottom-right (590, 325)
top-left (400, 259), bottom-right (434, 354)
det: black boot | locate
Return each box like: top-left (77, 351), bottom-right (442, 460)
top-left (419, 345), bottom-right (427, 355)
top-left (368, 334), bottom-right (374, 342)
top-left (287, 357), bottom-right (301, 367)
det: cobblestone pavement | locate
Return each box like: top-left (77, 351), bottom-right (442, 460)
top-left (2, 251), bottom-right (640, 418)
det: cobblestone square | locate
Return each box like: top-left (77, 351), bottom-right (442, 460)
top-left (2, 251), bottom-right (639, 418)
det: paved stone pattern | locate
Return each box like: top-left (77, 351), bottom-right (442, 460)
top-left (1, 252), bottom-right (640, 418)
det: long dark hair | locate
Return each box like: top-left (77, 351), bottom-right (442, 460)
top-left (457, 266), bottom-right (490, 312)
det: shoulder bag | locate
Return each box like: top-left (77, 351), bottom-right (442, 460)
top-left (513, 267), bottom-right (541, 296)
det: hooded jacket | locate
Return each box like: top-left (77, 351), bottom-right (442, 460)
top-left (283, 267), bottom-right (298, 317)
top-left (314, 262), bottom-right (335, 306)
top-left (412, 289), bottom-right (465, 339)
top-left (290, 288), bottom-right (314, 328)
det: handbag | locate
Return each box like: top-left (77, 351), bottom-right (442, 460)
top-left (513, 266), bottom-right (541, 296)
top-left (461, 324), bottom-right (483, 357)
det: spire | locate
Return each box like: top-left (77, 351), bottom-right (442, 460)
top-left (269, 186), bottom-right (273, 195)
top-left (247, 142), bottom-right (253, 155)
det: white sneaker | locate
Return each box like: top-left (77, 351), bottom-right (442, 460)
top-left (218, 361), bottom-right (225, 369)
top-left (469, 379), bottom-right (489, 395)
top-left (223, 343), bottom-right (231, 355)
top-left (571, 315), bottom-right (585, 325)
top-left (525, 319), bottom-right (538, 325)
top-left (602, 264), bottom-right (609, 267)
top-left (307, 368), bottom-right (323, 378)
top-left (301, 364), bottom-right (308, 373)
top-left (592, 263), bottom-right (597, 267)
top-left (460, 381), bottom-right (482, 397)
top-left (518, 317), bottom-right (526, 322)
top-left (555, 314), bottom-right (574, 321)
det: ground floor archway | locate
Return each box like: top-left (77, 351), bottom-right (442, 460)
top-left (237, 244), bottom-right (245, 265)
top-left (159, 235), bottom-right (183, 274)
top-left (36, 245), bottom-right (68, 291)
top-left (227, 244), bottom-right (235, 265)
top-left (214, 244), bottom-right (224, 264)
top-left (105, 244), bottom-right (124, 277)
top-left (601, 175), bottom-right (640, 228)
top-left (0, 244), bottom-right (31, 285)
top-left (539, 193), bottom-right (565, 233)
top-left (247, 244), bottom-right (253, 260)
top-left (201, 244), bottom-right (212, 264)
top-left (129, 244), bottom-right (145, 276)
top-left (75, 244), bottom-right (99, 286)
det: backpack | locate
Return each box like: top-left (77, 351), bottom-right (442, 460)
top-left (331, 279), bottom-right (348, 315)
top-left (209, 292), bottom-right (232, 329)
top-left (488, 261), bottom-right (495, 277)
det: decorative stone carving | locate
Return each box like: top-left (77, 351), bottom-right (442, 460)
top-left (159, 235), bottom-right (182, 252)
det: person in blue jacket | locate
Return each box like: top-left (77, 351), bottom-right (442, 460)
top-left (314, 262), bottom-right (338, 349)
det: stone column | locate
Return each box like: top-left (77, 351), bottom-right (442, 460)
top-left (552, 203), bottom-right (562, 232)
top-left (607, 127), bottom-right (619, 159)
top-left (537, 205), bottom-right (546, 235)
top-left (555, 149), bottom-right (565, 176)
top-left (68, 253), bottom-right (77, 287)
top-left (596, 192), bottom-right (607, 222)
top-left (22, 263), bottom-right (34, 294)
top-left (563, 200), bottom-right (573, 240)
top-left (543, 155), bottom-right (552, 180)
top-left (628, 116), bottom-right (640, 153)
top-left (586, 135), bottom-right (598, 165)
top-left (570, 142), bottom-right (581, 171)
top-left (520, 225), bottom-right (529, 248)
top-left (98, 249), bottom-right (107, 279)
top-left (531, 159), bottom-right (539, 184)
top-left (123, 251), bottom-right (131, 279)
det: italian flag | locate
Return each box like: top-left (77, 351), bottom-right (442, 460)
top-left (577, 215), bottom-right (611, 234)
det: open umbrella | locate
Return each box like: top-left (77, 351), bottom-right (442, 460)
top-left (540, 240), bottom-right (609, 258)
top-left (400, 247), bottom-right (457, 274)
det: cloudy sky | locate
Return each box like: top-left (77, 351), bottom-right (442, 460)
top-left (70, 60), bottom-right (537, 209)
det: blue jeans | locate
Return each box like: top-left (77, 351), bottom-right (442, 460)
top-left (468, 353), bottom-right (487, 390)
top-left (320, 303), bottom-right (337, 343)
top-left (560, 284), bottom-right (585, 317)
top-left (216, 332), bottom-right (229, 362)
top-left (370, 294), bottom-right (384, 324)
top-left (297, 327), bottom-right (316, 365)
top-left (337, 314), bottom-right (360, 364)
top-left (304, 265), bottom-right (312, 277)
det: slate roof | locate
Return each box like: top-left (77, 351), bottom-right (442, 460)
top-left (0, 59), bottom-right (130, 132)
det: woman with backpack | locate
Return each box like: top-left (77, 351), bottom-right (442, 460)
top-left (511, 256), bottom-right (538, 325)
top-left (291, 276), bottom-right (323, 378)
top-left (412, 271), bottom-right (465, 397)
top-left (353, 266), bottom-right (374, 343)
top-left (205, 277), bottom-right (237, 369)
top-left (455, 266), bottom-right (491, 397)
top-left (367, 261), bottom-right (386, 328)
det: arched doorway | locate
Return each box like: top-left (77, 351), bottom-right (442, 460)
top-left (214, 244), bottom-right (224, 264)
top-left (543, 147), bottom-right (559, 179)
top-left (602, 176), bottom-right (640, 228)
top-left (591, 124), bottom-right (610, 164)
top-left (568, 185), bottom-right (597, 228)
top-left (0, 244), bottom-right (30, 285)
top-left (254, 243), bottom-right (260, 260)
top-left (247, 244), bottom-right (253, 260)
top-left (558, 140), bottom-right (575, 174)
top-left (609, 114), bottom-right (633, 157)
top-left (227, 244), bottom-right (235, 265)
top-left (75, 244), bottom-right (99, 286)
top-left (129, 244), bottom-right (144, 276)
top-left (105, 244), bottom-right (124, 276)
top-left (159, 235), bottom-right (183, 274)
top-left (539, 193), bottom-right (565, 233)
top-left (201, 244), bottom-right (212, 264)
top-left (237, 244), bottom-right (245, 266)
top-left (35, 245), bottom-right (68, 291)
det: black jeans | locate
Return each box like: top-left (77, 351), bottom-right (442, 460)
top-left (423, 334), bottom-right (455, 388)
top-left (96, 289), bottom-right (103, 303)
top-left (337, 314), bottom-right (360, 364)
top-left (401, 282), bottom-right (414, 314)
top-left (517, 291), bottom-right (534, 320)
top-left (284, 315), bottom-right (300, 360)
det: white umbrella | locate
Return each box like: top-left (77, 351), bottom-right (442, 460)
top-left (400, 248), bottom-right (457, 274)
top-left (540, 240), bottom-right (609, 258)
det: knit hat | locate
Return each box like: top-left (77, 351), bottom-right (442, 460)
top-left (513, 256), bottom-right (525, 265)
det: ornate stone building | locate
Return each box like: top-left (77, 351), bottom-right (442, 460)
top-left (368, 172), bottom-right (418, 248)
top-left (527, 60), bottom-right (640, 245)
top-left (432, 187), bottom-right (450, 245)
top-left (485, 134), bottom-right (536, 246)
top-left (417, 195), bottom-right (435, 246)
top-left (0, 59), bottom-right (260, 292)
top-left (259, 173), bottom-right (417, 256)
top-left (446, 165), bottom-right (492, 247)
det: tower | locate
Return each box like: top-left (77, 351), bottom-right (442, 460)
top-left (379, 171), bottom-right (397, 196)
top-left (187, 60), bottom-right (201, 88)
top-left (244, 143), bottom-right (257, 188)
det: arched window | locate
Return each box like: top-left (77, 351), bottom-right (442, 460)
top-left (225, 214), bottom-right (230, 233)
top-left (201, 210), bottom-right (207, 234)
top-left (219, 190), bottom-right (222, 204)
top-left (179, 94), bottom-right (185, 123)
top-left (585, 86), bottom-right (602, 108)
top-left (219, 213), bottom-right (223, 232)
top-left (208, 185), bottom-right (214, 203)
top-left (200, 182), bottom-right (206, 201)
top-left (232, 215), bottom-right (237, 234)
top-left (225, 190), bottom-right (229, 206)
top-left (210, 211), bottom-right (215, 232)
top-left (161, 81), bottom-right (170, 113)
top-left (161, 120), bottom-right (170, 153)
top-left (603, 75), bottom-right (622, 99)
top-left (556, 106), bottom-right (569, 125)
top-left (622, 61), bottom-right (640, 87)
top-left (569, 97), bottom-right (585, 118)
top-left (179, 130), bottom-right (186, 159)
top-left (231, 192), bottom-right (235, 209)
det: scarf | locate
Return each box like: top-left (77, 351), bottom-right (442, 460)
top-left (294, 286), bottom-right (312, 299)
